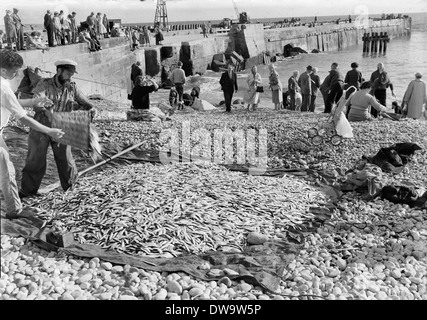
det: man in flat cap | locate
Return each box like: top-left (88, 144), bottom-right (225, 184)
top-left (12, 8), bottom-right (25, 51)
top-left (19, 59), bottom-right (97, 198)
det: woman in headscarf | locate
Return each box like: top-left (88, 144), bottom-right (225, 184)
top-left (244, 65), bottom-right (262, 111)
top-left (346, 81), bottom-right (387, 122)
top-left (402, 72), bottom-right (427, 119)
top-left (268, 64), bottom-right (283, 110)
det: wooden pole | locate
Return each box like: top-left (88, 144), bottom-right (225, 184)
top-left (379, 32), bottom-right (384, 53)
top-left (363, 33), bottom-right (370, 53)
top-left (383, 32), bottom-right (389, 53)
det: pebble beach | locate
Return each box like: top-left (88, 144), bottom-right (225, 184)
top-left (1, 97), bottom-right (427, 301)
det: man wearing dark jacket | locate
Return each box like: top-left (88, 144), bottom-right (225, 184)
top-left (370, 62), bottom-right (390, 118)
top-left (325, 62), bottom-right (344, 113)
top-left (309, 67), bottom-right (321, 112)
top-left (298, 65), bottom-right (312, 112)
top-left (219, 63), bottom-right (238, 112)
top-left (130, 76), bottom-right (159, 110)
top-left (44, 10), bottom-right (55, 47)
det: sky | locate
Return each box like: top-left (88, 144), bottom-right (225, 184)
top-left (0, 0), bottom-right (426, 25)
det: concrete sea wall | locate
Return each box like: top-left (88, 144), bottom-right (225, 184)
top-left (12, 37), bottom-right (145, 101)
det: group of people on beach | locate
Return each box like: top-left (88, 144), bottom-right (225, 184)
top-left (229, 61), bottom-right (426, 121)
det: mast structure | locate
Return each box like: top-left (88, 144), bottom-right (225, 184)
top-left (154, 0), bottom-right (168, 29)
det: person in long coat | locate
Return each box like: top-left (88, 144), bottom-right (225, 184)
top-left (287, 70), bottom-right (299, 110)
top-left (244, 65), bottom-right (262, 111)
top-left (4, 10), bottom-right (17, 50)
top-left (44, 10), bottom-right (55, 47)
top-left (402, 73), bottom-right (427, 119)
top-left (12, 8), bottom-right (25, 50)
top-left (298, 65), bottom-right (313, 112)
top-left (268, 64), bottom-right (283, 110)
top-left (52, 12), bottom-right (62, 45)
top-left (102, 14), bottom-right (110, 38)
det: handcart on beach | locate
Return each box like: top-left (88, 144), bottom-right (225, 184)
top-left (307, 86), bottom-right (356, 146)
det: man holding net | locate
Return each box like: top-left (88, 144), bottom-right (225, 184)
top-left (19, 59), bottom-right (96, 198)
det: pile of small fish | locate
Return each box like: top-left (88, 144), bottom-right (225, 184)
top-left (28, 162), bottom-right (329, 257)
top-left (93, 107), bottom-right (427, 186)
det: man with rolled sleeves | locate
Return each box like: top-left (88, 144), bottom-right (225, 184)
top-left (19, 59), bottom-right (96, 198)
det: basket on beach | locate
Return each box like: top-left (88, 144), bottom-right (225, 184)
top-left (51, 111), bottom-right (91, 150)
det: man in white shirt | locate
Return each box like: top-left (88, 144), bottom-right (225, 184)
top-left (1, 49), bottom-right (64, 220)
top-left (169, 61), bottom-right (186, 109)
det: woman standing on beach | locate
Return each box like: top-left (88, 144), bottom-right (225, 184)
top-left (402, 73), bottom-right (427, 119)
top-left (268, 64), bottom-right (283, 110)
top-left (244, 65), bottom-right (262, 111)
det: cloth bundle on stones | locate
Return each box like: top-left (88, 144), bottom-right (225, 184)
top-left (381, 185), bottom-right (427, 208)
top-left (339, 163), bottom-right (386, 197)
top-left (365, 142), bottom-right (422, 174)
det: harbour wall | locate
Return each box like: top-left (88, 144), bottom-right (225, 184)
top-left (11, 18), bottom-right (410, 101)
top-left (263, 18), bottom-right (412, 54)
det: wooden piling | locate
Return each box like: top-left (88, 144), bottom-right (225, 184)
top-left (379, 32), bottom-right (384, 53)
top-left (383, 32), bottom-right (389, 53)
top-left (362, 32), bottom-right (370, 53)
